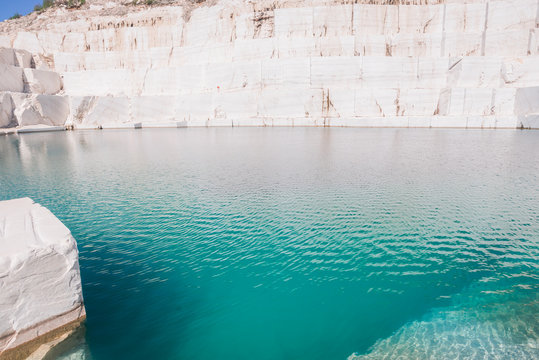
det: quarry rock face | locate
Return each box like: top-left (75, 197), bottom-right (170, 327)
top-left (0, 198), bottom-right (85, 358)
top-left (23, 69), bottom-right (62, 95)
top-left (0, 0), bottom-right (538, 129)
top-left (0, 92), bottom-right (14, 128)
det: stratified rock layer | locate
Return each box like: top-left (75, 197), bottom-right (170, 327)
top-left (0, 198), bottom-right (85, 358)
top-left (0, 0), bottom-right (538, 129)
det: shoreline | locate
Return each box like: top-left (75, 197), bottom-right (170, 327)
top-left (2, 118), bottom-right (538, 136)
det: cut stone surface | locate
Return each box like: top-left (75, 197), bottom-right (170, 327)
top-left (0, 92), bottom-right (14, 128)
top-left (11, 93), bottom-right (42, 127)
top-left (515, 86), bottom-right (539, 115)
top-left (0, 48), bottom-right (31, 68)
top-left (0, 48), bottom-right (16, 66)
top-left (36, 95), bottom-right (70, 125)
top-left (11, 94), bottom-right (69, 127)
top-left (0, 198), bottom-right (85, 357)
top-left (12, 32), bottom-right (43, 55)
top-left (14, 49), bottom-right (33, 68)
top-left (23, 69), bottom-right (62, 95)
top-left (0, 64), bottom-right (24, 93)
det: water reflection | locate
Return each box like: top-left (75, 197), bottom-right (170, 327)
top-left (0, 128), bottom-right (538, 360)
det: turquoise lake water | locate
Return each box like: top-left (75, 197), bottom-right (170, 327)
top-left (0, 128), bottom-right (538, 359)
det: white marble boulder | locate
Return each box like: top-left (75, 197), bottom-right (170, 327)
top-left (0, 198), bottom-right (85, 358)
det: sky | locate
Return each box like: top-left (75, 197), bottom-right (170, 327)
top-left (0, 0), bottom-right (40, 21)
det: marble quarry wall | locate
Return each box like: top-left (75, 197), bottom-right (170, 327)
top-left (0, 198), bottom-right (85, 358)
top-left (0, 0), bottom-right (538, 129)
top-left (0, 47), bottom-right (67, 129)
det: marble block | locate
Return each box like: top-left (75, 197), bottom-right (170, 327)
top-left (0, 198), bottom-right (85, 357)
top-left (0, 64), bottom-right (24, 92)
top-left (0, 92), bottom-right (14, 128)
top-left (23, 69), bottom-right (63, 95)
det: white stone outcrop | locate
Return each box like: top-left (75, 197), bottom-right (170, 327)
top-left (0, 0), bottom-right (538, 129)
top-left (0, 198), bottom-right (85, 357)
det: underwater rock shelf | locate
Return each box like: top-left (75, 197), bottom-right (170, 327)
top-left (0, 198), bottom-right (85, 359)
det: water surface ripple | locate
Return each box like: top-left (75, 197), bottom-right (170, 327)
top-left (0, 128), bottom-right (537, 359)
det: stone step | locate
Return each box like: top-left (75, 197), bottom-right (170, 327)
top-left (4, 1), bottom-right (537, 54)
top-left (51, 28), bottom-right (537, 73)
top-left (0, 62), bottom-right (62, 94)
top-left (58, 56), bottom-right (539, 97)
top-left (2, 86), bottom-right (537, 131)
top-left (0, 91), bottom-right (69, 128)
top-left (63, 86), bottom-right (538, 126)
top-left (0, 47), bottom-right (33, 67)
top-left (14, 27), bottom-right (536, 57)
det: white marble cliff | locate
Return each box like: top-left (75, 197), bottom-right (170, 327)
top-left (0, 198), bottom-right (85, 359)
top-left (0, 0), bottom-right (538, 130)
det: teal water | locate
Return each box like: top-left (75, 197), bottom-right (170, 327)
top-left (0, 128), bottom-right (538, 359)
